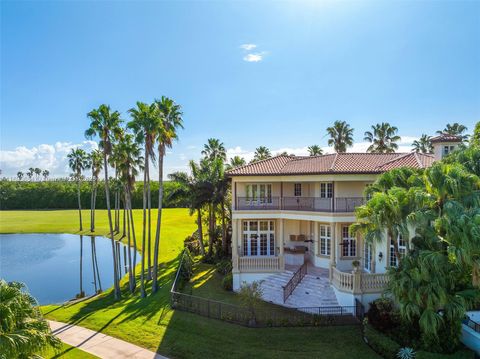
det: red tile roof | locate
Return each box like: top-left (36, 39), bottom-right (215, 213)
top-left (226, 152), bottom-right (435, 176)
top-left (430, 133), bottom-right (463, 143)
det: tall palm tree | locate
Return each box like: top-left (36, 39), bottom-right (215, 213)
top-left (34, 167), bottom-right (41, 181)
top-left (0, 280), bottom-right (60, 358)
top-left (128, 101), bottom-right (158, 283)
top-left (226, 156), bottom-right (246, 170)
top-left (436, 123), bottom-right (468, 140)
top-left (16, 171), bottom-right (23, 181)
top-left (202, 138), bottom-right (227, 162)
top-left (42, 169), bottom-right (50, 180)
top-left (168, 161), bottom-right (208, 256)
top-left (27, 167), bottom-right (34, 181)
top-left (85, 104), bottom-right (123, 300)
top-left (326, 121), bottom-right (354, 153)
top-left (114, 133), bottom-right (143, 293)
top-left (412, 134), bottom-right (433, 154)
top-left (364, 122), bottom-right (401, 153)
top-left (89, 149), bottom-right (103, 232)
top-left (308, 145), bottom-right (323, 156)
top-left (151, 96), bottom-right (183, 294)
top-left (67, 148), bottom-right (89, 231)
top-left (252, 146), bottom-right (271, 162)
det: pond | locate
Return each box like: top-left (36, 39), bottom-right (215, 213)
top-left (0, 233), bottom-right (138, 304)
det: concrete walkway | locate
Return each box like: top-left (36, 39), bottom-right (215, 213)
top-left (48, 320), bottom-right (167, 359)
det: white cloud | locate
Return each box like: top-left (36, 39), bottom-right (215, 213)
top-left (240, 44), bottom-right (257, 51)
top-left (243, 53), bottom-right (265, 62)
top-left (0, 141), bottom-right (98, 178)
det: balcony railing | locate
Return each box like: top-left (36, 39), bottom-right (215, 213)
top-left (236, 196), bottom-right (365, 213)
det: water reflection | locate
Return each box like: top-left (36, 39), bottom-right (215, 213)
top-left (0, 233), bottom-right (138, 304)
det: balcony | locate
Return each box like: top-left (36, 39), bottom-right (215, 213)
top-left (235, 197), bottom-right (365, 213)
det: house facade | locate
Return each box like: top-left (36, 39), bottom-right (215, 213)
top-left (226, 134), bottom-right (461, 307)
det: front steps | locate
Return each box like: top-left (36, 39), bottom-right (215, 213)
top-left (259, 269), bottom-right (340, 309)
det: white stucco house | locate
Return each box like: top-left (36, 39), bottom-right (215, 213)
top-left (226, 133), bottom-right (462, 308)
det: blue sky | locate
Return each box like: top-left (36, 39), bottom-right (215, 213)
top-left (1, 1), bottom-right (479, 177)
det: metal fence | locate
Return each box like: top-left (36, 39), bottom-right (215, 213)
top-left (170, 250), bottom-right (364, 328)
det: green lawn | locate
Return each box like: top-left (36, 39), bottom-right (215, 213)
top-left (42, 342), bottom-right (98, 359)
top-left (0, 209), bottom-right (380, 359)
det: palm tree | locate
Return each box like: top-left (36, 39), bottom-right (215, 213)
top-left (151, 96), bottom-right (183, 294)
top-left (27, 167), bottom-right (34, 181)
top-left (364, 122), bottom-right (401, 153)
top-left (202, 138), bottom-right (227, 162)
top-left (89, 149), bottom-right (103, 232)
top-left (168, 161), bottom-right (208, 256)
top-left (326, 121), bottom-right (354, 153)
top-left (78, 235), bottom-right (85, 298)
top-left (436, 123), bottom-right (468, 140)
top-left (42, 169), bottom-right (50, 181)
top-left (114, 133), bottom-right (143, 293)
top-left (226, 156), bottom-right (246, 170)
top-left (34, 167), bottom-right (41, 181)
top-left (252, 146), bottom-right (271, 162)
top-left (128, 101), bottom-right (158, 284)
top-left (0, 280), bottom-right (61, 357)
top-left (472, 121), bottom-right (480, 147)
top-left (412, 134), bottom-right (433, 154)
top-left (16, 171), bottom-right (23, 181)
top-left (85, 104), bottom-right (123, 300)
top-left (308, 145), bottom-right (323, 156)
top-left (67, 148), bottom-right (89, 231)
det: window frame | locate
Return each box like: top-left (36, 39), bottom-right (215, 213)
top-left (320, 182), bottom-right (333, 198)
top-left (341, 225), bottom-right (356, 257)
top-left (242, 220), bottom-right (276, 256)
top-left (389, 234), bottom-right (407, 267)
top-left (319, 225), bottom-right (331, 256)
top-left (294, 183), bottom-right (302, 197)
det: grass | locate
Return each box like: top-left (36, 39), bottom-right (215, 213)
top-left (0, 209), bottom-right (380, 359)
top-left (42, 342), bottom-right (98, 359)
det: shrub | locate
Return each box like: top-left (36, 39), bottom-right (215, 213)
top-left (177, 248), bottom-right (194, 289)
top-left (216, 260), bottom-right (232, 275)
top-left (363, 322), bottom-right (401, 359)
top-left (367, 298), bottom-right (400, 332)
top-left (416, 349), bottom-right (474, 359)
top-left (222, 273), bottom-right (233, 291)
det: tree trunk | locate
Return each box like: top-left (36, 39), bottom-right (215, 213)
top-left (126, 192), bottom-right (134, 293)
top-left (92, 184), bottom-right (97, 232)
top-left (151, 147), bottom-right (164, 293)
top-left (103, 153), bottom-right (120, 300)
top-left (77, 179), bottom-right (83, 231)
top-left (140, 149), bottom-right (148, 297)
top-left (129, 203), bottom-right (138, 279)
top-left (79, 235), bottom-right (84, 297)
top-left (208, 203), bottom-right (214, 256)
top-left (122, 204), bottom-right (126, 238)
top-left (197, 209), bottom-right (205, 256)
top-left (221, 199), bottom-right (227, 256)
top-left (92, 237), bottom-right (102, 292)
top-left (146, 151), bottom-right (152, 281)
top-left (90, 237), bottom-right (97, 293)
top-left (90, 175), bottom-right (95, 232)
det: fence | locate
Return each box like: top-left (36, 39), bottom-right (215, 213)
top-left (170, 250), bottom-right (364, 328)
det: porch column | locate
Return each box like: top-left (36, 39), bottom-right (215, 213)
top-left (329, 222), bottom-right (337, 282)
top-left (232, 219), bottom-right (239, 272)
top-left (279, 218), bottom-right (285, 270)
top-left (313, 221), bottom-right (319, 255)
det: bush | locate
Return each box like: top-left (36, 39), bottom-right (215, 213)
top-left (416, 349), bottom-right (474, 359)
top-left (367, 298), bottom-right (400, 332)
top-left (177, 248), bottom-right (194, 289)
top-left (216, 260), bottom-right (232, 275)
top-left (363, 322), bottom-right (401, 359)
top-left (222, 273), bottom-right (233, 291)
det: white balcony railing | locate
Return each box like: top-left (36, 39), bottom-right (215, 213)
top-left (331, 266), bottom-right (389, 294)
top-left (237, 256), bottom-right (282, 272)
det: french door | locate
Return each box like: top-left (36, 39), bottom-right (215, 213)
top-left (245, 184), bottom-right (272, 205)
top-left (242, 220), bottom-right (275, 256)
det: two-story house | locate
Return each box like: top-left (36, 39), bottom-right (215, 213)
top-left (226, 134), bottom-right (462, 307)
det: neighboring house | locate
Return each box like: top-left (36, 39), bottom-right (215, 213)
top-left (226, 133), bottom-right (462, 307)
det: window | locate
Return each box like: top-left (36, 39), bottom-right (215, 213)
top-left (319, 225), bottom-right (331, 256)
top-left (443, 145), bottom-right (456, 157)
top-left (364, 243), bottom-right (372, 272)
top-left (242, 220), bottom-right (275, 256)
top-left (245, 184), bottom-right (272, 204)
top-left (342, 226), bottom-right (356, 257)
top-left (389, 235), bottom-right (407, 267)
top-left (320, 182), bottom-right (333, 198)
top-left (294, 183), bottom-right (302, 197)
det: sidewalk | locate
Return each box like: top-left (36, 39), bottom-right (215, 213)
top-left (48, 320), bottom-right (167, 359)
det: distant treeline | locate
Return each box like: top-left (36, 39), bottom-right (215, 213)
top-left (0, 180), bottom-right (186, 210)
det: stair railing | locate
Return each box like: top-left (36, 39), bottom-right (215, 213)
top-left (282, 262), bottom-right (308, 302)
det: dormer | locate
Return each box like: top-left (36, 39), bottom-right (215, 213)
top-left (430, 133), bottom-right (463, 161)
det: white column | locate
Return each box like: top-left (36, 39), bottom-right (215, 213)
top-left (313, 221), bottom-right (319, 256)
top-left (279, 218), bottom-right (285, 270)
top-left (232, 219), bottom-right (239, 272)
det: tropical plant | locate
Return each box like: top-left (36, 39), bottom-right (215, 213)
top-left (128, 101), bottom-right (158, 286)
top-left (308, 145), bottom-right (323, 156)
top-left (85, 104), bottom-right (124, 300)
top-left (0, 280), bottom-right (60, 357)
top-left (436, 122), bottom-right (468, 140)
top-left (238, 281), bottom-right (264, 325)
top-left (34, 167), bottom-right (42, 181)
top-left (151, 96), bottom-right (183, 294)
top-left (252, 146), bottom-right (271, 162)
top-left (226, 156), bottom-right (246, 170)
top-left (88, 149), bottom-right (103, 232)
top-left (471, 121), bottom-right (480, 147)
top-left (411, 134), bottom-right (433, 154)
top-left (42, 169), bottom-right (50, 181)
top-left (364, 122), bottom-right (401, 153)
top-left (16, 171), bottom-right (23, 181)
top-left (202, 138), bottom-right (227, 162)
top-left (326, 120), bottom-right (354, 153)
top-left (397, 347), bottom-right (415, 359)
top-left (67, 148), bottom-right (89, 231)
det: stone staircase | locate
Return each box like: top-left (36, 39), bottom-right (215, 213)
top-left (259, 269), bottom-right (339, 309)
